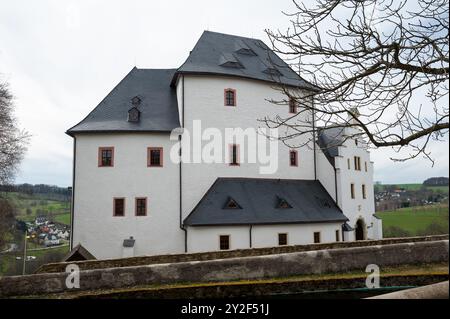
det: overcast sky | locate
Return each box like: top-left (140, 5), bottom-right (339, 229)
top-left (0, 0), bottom-right (448, 187)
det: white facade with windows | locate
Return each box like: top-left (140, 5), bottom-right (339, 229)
top-left (68, 31), bottom-right (381, 260)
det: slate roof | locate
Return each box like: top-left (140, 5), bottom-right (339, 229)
top-left (184, 178), bottom-right (347, 226)
top-left (317, 127), bottom-right (346, 166)
top-left (66, 68), bottom-right (180, 135)
top-left (173, 31), bottom-right (318, 90)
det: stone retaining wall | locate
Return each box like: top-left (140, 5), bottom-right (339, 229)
top-left (0, 239), bottom-right (448, 298)
top-left (37, 235), bottom-right (449, 274)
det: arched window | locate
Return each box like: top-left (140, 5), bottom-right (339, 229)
top-left (224, 89), bottom-right (236, 106)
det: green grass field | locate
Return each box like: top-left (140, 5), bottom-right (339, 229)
top-left (376, 205), bottom-right (449, 237)
top-left (376, 183), bottom-right (449, 193)
top-left (1, 192), bottom-right (70, 225)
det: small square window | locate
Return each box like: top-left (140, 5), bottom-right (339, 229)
top-left (98, 147), bottom-right (114, 167)
top-left (224, 89), bottom-right (236, 106)
top-left (278, 233), bottom-right (288, 246)
top-left (113, 198), bottom-right (125, 217)
top-left (219, 235), bottom-right (230, 250)
top-left (314, 232), bottom-right (321, 243)
top-left (148, 147), bottom-right (163, 167)
top-left (135, 198), bottom-right (147, 216)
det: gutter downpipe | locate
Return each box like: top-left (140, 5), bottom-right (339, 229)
top-left (312, 100), bottom-right (317, 180)
top-left (69, 136), bottom-right (76, 250)
top-left (249, 225), bottom-right (253, 248)
top-left (179, 75), bottom-right (188, 253)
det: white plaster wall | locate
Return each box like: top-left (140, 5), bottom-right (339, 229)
top-left (252, 223), bottom-right (343, 248)
top-left (316, 147), bottom-right (337, 202)
top-left (72, 133), bottom-right (185, 259)
top-left (187, 226), bottom-right (250, 253)
top-left (180, 75), bottom-right (316, 221)
top-left (187, 222), bottom-right (343, 253)
top-left (333, 128), bottom-right (380, 239)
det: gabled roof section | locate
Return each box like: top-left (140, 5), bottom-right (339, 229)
top-left (184, 178), bottom-right (347, 226)
top-left (317, 127), bottom-right (346, 167)
top-left (67, 68), bottom-right (180, 135)
top-left (63, 244), bottom-right (96, 262)
top-left (174, 31), bottom-right (318, 89)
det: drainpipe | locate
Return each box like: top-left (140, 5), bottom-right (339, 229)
top-left (312, 102), bottom-right (317, 180)
top-left (69, 136), bottom-right (76, 251)
top-left (179, 75), bottom-right (188, 253)
top-left (249, 225), bottom-right (253, 248)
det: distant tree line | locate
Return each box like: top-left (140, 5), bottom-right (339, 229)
top-left (423, 177), bottom-right (449, 187)
top-left (0, 184), bottom-right (71, 202)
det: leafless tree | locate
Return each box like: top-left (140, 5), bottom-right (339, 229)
top-left (1, 77), bottom-right (28, 249)
top-left (264, 0), bottom-right (449, 163)
top-left (0, 78), bottom-right (28, 184)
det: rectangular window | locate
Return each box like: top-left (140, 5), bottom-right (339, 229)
top-left (135, 197), bottom-right (147, 216)
top-left (289, 97), bottom-right (298, 113)
top-left (365, 161), bottom-right (368, 172)
top-left (354, 156), bottom-right (361, 171)
top-left (229, 144), bottom-right (240, 166)
top-left (278, 233), bottom-right (288, 246)
top-left (289, 150), bottom-right (298, 166)
top-left (347, 158), bottom-right (351, 170)
top-left (336, 230), bottom-right (340, 242)
top-left (362, 184), bottom-right (367, 199)
top-left (113, 198), bottom-right (125, 217)
top-left (147, 147), bottom-right (163, 167)
top-left (98, 147), bottom-right (114, 167)
top-left (314, 232), bottom-right (321, 243)
top-left (219, 235), bottom-right (230, 250)
top-left (224, 89), bottom-right (236, 106)
top-left (351, 183), bottom-right (355, 199)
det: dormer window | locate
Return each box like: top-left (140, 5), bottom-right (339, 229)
top-left (263, 67), bottom-right (282, 76)
top-left (223, 197), bottom-right (242, 209)
top-left (128, 107), bottom-right (140, 123)
top-left (276, 197), bottom-right (292, 209)
top-left (235, 40), bottom-right (257, 56)
top-left (219, 53), bottom-right (244, 69)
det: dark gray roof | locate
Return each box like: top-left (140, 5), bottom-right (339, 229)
top-left (184, 178), bottom-right (347, 226)
top-left (173, 31), bottom-right (318, 89)
top-left (317, 127), bottom-right (346, 166)
top-left (342, 222), bottom-right (354, 232)
top-left (67, 68), bottom-right (180, 135)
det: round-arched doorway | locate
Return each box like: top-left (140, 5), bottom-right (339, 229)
top-left (355, 218), bottom-right (367, 240)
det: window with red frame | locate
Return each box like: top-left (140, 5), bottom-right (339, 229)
top-left (148, 147), bottom-right (163, 167)
top-left (98, 147), bottom-right (114, 167)
top-left (113, 198), bottom-right (125, 217)
top-left (224, 89), bottom-right (236, 106)
top-left (135, 198), bottom-right (147, 216)
top-left (289, 150), bottom-right (298, 166)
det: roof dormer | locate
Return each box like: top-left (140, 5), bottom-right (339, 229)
top-left (234, 39), bottom-right (257, 56)
top-left (219, 53), bottom-right (244, 69)
top-left (128, 106), bottom-right (140, 123)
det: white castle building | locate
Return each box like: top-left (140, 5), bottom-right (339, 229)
top-left (66, 31), bottom-right (382, 260)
